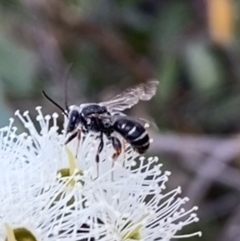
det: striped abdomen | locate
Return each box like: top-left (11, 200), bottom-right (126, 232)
top-left (112, 116), bottom-right (150, 154)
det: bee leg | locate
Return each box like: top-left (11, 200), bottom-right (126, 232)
top-left (111, 137), bottom-right (122, 159)
top-left (75, 130), bottom-right (81, 159)
top-left (111, 136), bottom-right (122, 180)
top-left (122, 139), bottom-right (127, 165)
top-left (95, 134), bottom-right (104, 179)
top-left (64, 131), bottom-right (78, 145)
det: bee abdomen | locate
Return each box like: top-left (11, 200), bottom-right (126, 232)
top-left (113, 117), bottom-right (150, 154)
top-left (131, 131), bottom-right (149, 154)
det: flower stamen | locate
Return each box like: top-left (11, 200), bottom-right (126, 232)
top-left (5, 224), bottom-right (16, 241)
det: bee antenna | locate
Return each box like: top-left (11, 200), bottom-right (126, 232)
top-left (64, 64), bottom-right (73, 112)
top-left (42, 91), bottom-right (68, 117)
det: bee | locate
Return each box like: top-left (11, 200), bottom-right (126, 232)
top-left (43, 80), bottom-right (159, 168)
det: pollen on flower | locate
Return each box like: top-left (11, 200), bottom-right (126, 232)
top-left (139, 156), bottom-right (145, 161)
top-left (23, 111), bottom-right (29, 117)
top-left (144, 123), bottom-right (150, 128)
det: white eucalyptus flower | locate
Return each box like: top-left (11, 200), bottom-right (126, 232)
top-left (81, 156), bottom-right (202, 241)
top-left (0, 119), bottom-right (95, 241)
top-left (0, 107), bottom-right (202, 241)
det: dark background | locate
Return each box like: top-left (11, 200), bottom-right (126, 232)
top-left (0, 0), bottom-right (240, 240)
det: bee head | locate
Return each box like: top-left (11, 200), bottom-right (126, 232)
top-left (67, 109), bottom-right (80, 134)
top-left (102, 117), bottom-right (111, 128)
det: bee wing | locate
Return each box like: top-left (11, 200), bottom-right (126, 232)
top-left (99, 80), bottom-right (159, 112)
top-left (137, 117), bottom-right (159, 131)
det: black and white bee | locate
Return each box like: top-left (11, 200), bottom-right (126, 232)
top-left (43, 80), bottom-right (159, 166)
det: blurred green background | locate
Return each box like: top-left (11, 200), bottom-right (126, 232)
top-left (1, 0), bottom-right (240, 240)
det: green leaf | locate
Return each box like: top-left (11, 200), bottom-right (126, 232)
top-left (0, 32), bottom-right (36, 97)
top-left (183, 42), bottom-right (224, 94)
top-left (154, 1), bottom-right (192, 53)
top-left (157, 55), bottom-right (179, 101)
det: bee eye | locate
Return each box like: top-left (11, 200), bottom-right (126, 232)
top-left (67, 110), bottom-right (80, 133)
